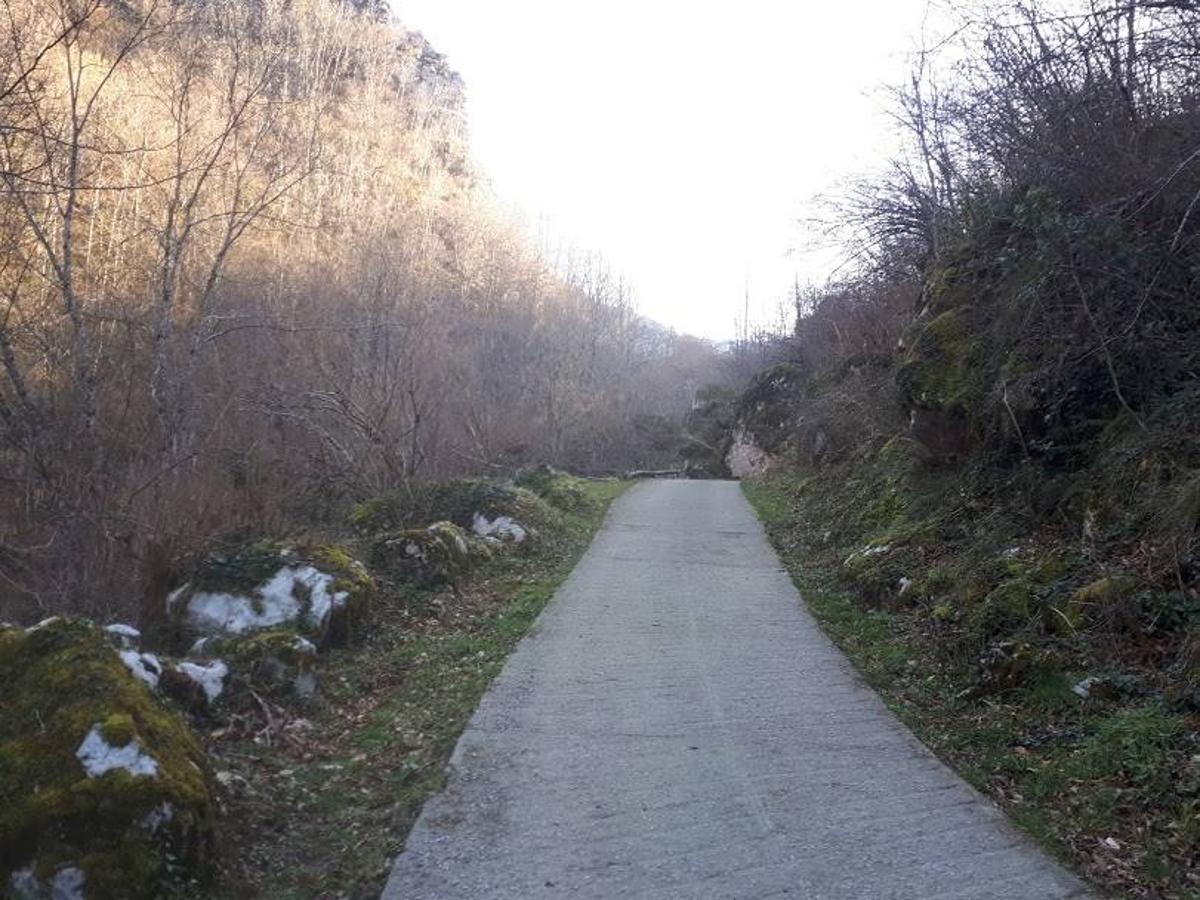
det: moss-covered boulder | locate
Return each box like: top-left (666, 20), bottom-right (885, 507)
top-left (166, 542), bottom-right (374, 650)
top-left (1, 618), bottom-right (213, 898)
top-left (967, 578), bottom-right (1037, 638)
top-left (350, 479), bottom-right (558, 539)
top-left (734, 363), bottom-right (806, 456)
top-left (967, 640), bottom-right (1048, 696)
top-left (189, 630), bottom-right (318, 702)
top-left (680, 385), bottom-right (737, 477)
top-left (513, 466), bottom-right (592, 511)
top-left (1071, 575), bottom-right (1140, 612)
top-left (897, 307), bottom-right (984, 463)
top-left (370, 521), bottom-right (485, 585)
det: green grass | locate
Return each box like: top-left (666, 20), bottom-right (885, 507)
top-left (743, 473), bottom-right (1200, 900)
top-left (195, 479), bottom-right (629, 899)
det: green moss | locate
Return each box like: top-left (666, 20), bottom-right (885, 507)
top-left (189, 542), bottom-right (284, 594)
top-left (349, 478), bottom-right (562, 537)
top-left (969, 578), bottom-right (1036, 636)
top-left (197, 630), bottom-right (317, 700)
top-left (513, 467), bottom-right (594, 511)
top-left (1072, 575), bottom-right (1139, 605)
top-left (898, 307), bottom-right (986, 414)
top-left (99, 713), bottom-right (135, 747)
top-left (371, 523), bottom-right (475, 586)
top-left (0, 619), bottom-right (213, 896)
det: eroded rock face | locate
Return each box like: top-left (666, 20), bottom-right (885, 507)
top-left (167, 543), bottom-right (373, 648)
top-left (0, 619), bottom-right (214, 898)
top-left (725, 428), bottom-right (778, 478)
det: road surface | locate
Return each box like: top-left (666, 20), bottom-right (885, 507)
top-left (383, 480), bottom-right (1088, 900)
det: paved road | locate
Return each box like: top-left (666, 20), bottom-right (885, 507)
top-left (383, 480), bottom-right (1089, 899)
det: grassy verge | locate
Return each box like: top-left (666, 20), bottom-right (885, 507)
top-left (194, 479), bottom-right (628, 899)
top-left (744, 473), bottom-right (1200, 900)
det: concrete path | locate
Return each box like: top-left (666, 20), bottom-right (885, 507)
top-left (383, 480), bottom-right (1089, 900)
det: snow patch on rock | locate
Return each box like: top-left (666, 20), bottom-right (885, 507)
top-left (76, 725), bottom-right (159, 778)
top-left (180, 565), bottom-right (349, 636)
top-left (9, 866), bottom-right (86, 900)
top-left (51, 867), bottom-right (85, 900)
top-left (9, 868), bottom-right (40, 899)
top-left (175, 660), bottom-right (229, 704)
top-left (103, 623), bottom-right (141, 647)
top-left (119, 650), bottom-right (163, 690)
top-left (472, 513), bottom-right (527, 544)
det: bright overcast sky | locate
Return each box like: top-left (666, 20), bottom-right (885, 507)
top-left (394, 0), bottom-right (949, 340)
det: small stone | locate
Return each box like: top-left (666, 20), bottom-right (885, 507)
top-left (1072, 676), bottom-right (1100, 699)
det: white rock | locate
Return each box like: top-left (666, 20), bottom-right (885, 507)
top-left (76, 725), bottom-right (158, 778)
top-left (472, 513), bottom-right (527, 544)
top-left (175, 660), bottom-right (229, 704)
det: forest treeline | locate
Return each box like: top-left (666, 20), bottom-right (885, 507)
top-left (0, 0), bottom-right (734, 622)
top-left (713, 3), bottom-right (1200, 893)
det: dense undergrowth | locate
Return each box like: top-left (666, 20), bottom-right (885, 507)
top-left (745, 442), bottom-right (1200, 898)
top-left (187, 477), bottom-right (627, 899)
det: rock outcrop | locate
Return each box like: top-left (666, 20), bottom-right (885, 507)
top-left (1, 618), bottom-right (214, 899)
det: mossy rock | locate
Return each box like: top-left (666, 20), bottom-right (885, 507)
top-left (896, 307), bottom-right (985, 462)
top-left (735, 363), bottom-right (807, 454)
top-left (1072, 575), bottom-right (1140, 607)
top-left (840, 544), bottom-right (917, 602)
top-left (1002, 551), bottom-right (1071, 584)
top-left (349, 479), bottom-right (559, 536)
top-left (968, 640), bottom-right (1052, 696)
top-left (191, 630), bottom-right (318, 702)
top-left (513, 466), bottom-right (591, 511)
top-left (0, 618), bottom-right (213, 898)
top-left (1069, 575), bottom-right (1141, 627)
top-left (680, 436), bottom-right (729, 478)
top-left (167, 541), bottom-right (374, 649)
top-left (898, 307), bottom-right (985, 414)
top-left (371, 522), bottom-right (474, 586)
